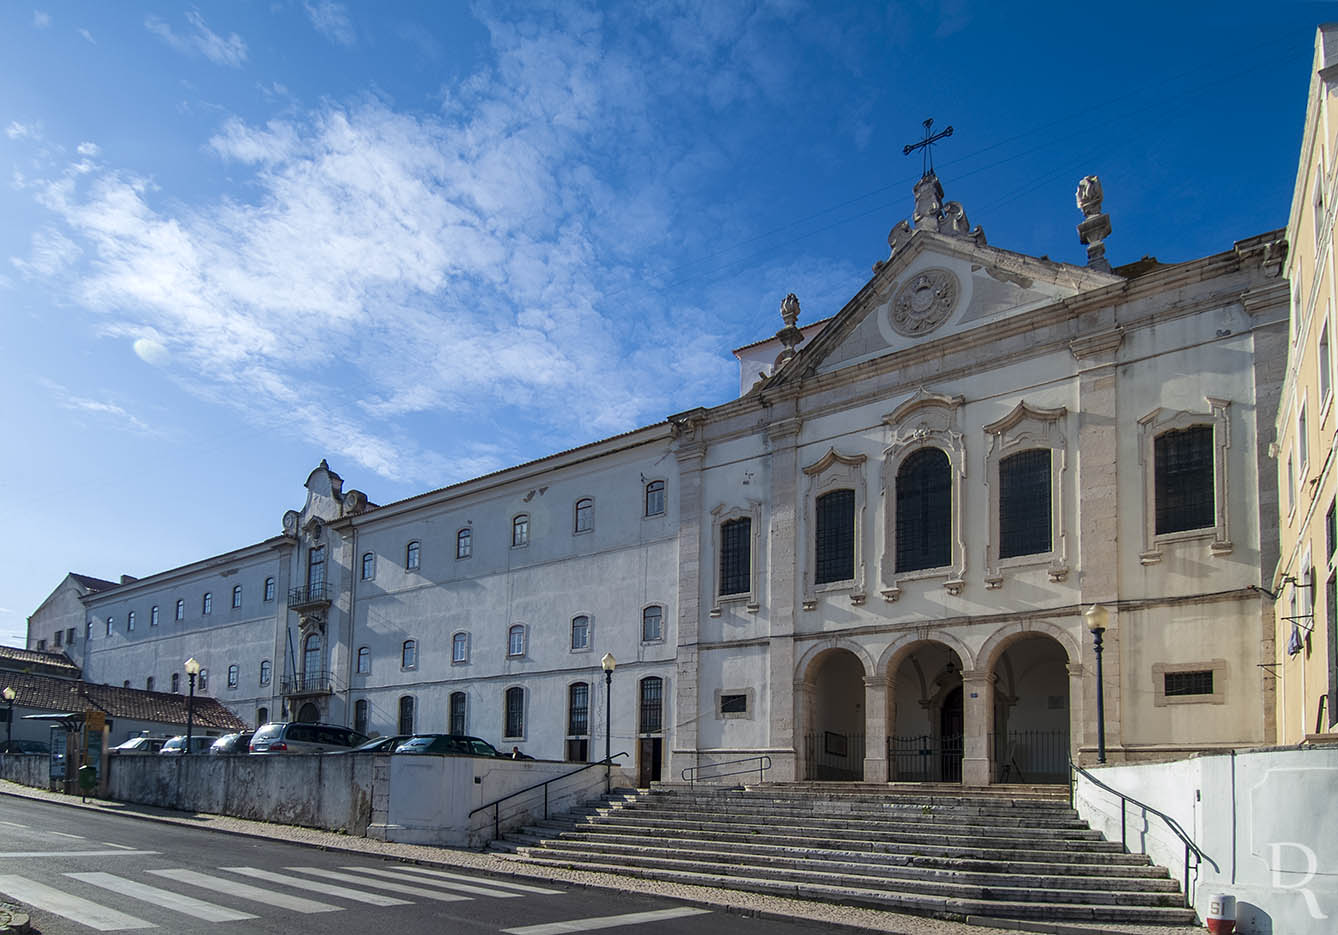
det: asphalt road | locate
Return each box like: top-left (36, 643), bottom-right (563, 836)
top-left (0, 797), bottom-right (831, 935)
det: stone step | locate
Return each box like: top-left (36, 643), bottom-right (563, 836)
top-left (585, 802), bottom-right (1093, 832)
top-left (563, 816), bottom-right (1121, 852)
top-left (503, 854), bottom-right (1198, 926)
top-left (652, 785), bottom-right (1073, 810)
top-left (543, 825), bottom-right (1152, 866)
top-left (520, 838), bottom-right (1180, 892)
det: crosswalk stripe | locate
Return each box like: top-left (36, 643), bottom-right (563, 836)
top-left (147, 868), bottom-right (342, 914)
top-left (66, 872), bottom-right (258, 923)
top-left (0, 873), bottom-right (154, 931)
top-left (285, 867), bottom-right (470, 902)
top-left (221, 867), bottom-right (412, 906)
top-left (0, 850), bottom-right (160, 858)
top-left (502, 907), bottom-right (712, 935)
top-left (340, 865), bottom-right (523, 898)
top-left (50, 830), bottom-right (85, 839)
top-left (387, 864), bottom-right (563, 895)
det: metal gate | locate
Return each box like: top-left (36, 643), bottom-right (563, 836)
top-left (803, 731), bottom-right (864, 781)
top-left (994, 729), bottom-right (1068, 783)
top-left (888, 733), bottom-right (963, 782)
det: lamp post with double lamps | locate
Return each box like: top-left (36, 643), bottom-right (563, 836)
top-left (1084, 605), bottom-right (1109, 764)
top-left (601, 653), bottom-right (616, 792)
top-left (183, 658), bottom-right (201, 754)
top-left (2, 687), bottom-right (15, 752)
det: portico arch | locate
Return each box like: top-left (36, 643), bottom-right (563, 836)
top-left (884, 638), bottom-right (967, 783)
top-left (981, 622), bottom-right (1076, 784)
top-left (797, 645), bottom-right (869, 780)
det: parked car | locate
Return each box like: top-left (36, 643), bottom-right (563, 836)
top-left (0, 740), bottom-right (51, 755)
top-left (393, 734), bottom-right (501, 757)
top-left (109, 735), bottom-right (166, 755)
top-left (207, 731), bottom-right (255, 755)
top-left (338, 734), bottom-right (413, 755)
top-left (249, 722), bottom-right (367, 754)
top-left (159, 735), bottom-right (217, 755)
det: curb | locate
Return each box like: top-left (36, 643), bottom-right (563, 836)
top-left (0, 784), bottom-right (1141, 935)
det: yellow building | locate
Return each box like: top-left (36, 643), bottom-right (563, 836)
top-left (1276, 23), bottom-right (1338, 743)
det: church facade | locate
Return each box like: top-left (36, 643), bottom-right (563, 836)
top-left (38, 170), bottom-right (1289, 785)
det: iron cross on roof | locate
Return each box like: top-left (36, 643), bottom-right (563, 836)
top-left (903, 117), bottom-right (953, 176)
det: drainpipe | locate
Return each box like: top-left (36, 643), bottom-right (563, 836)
top-left (345, 523), bottom-right (358, 727)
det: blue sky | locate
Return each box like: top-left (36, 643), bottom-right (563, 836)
top-left (0, 1), bottom-right (1327, 645)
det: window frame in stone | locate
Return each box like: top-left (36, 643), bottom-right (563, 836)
top-left (398, 695), bottom-right (415, 735)
top-left (401, 639), bottom-right (417, 670)
top-left (232, 584), bottom-right (243, 608)
top-left (641, 604), bottom-right (663, 643)
top-left (801, 447), bottom-right (867, 609)
top-left (175, 599), bottom-right (185, 621)
top-left (894, 447), bottom-right (952, 574)
top-left (361, 551), bottom-right (375, 581)
top-left (1138, 401), bottom-right (1232, 563)
top-left (503, 686), bottom-right (525, 739)
top-left (452, 631), bottom-right (469, 664)
top-left (264, 577), bottom-right (275, 602)
top-left (227, 664), bottom-right (239, 689)
top-left (639, 676), bottom-right (664, 734)
top-left (710, 501), bottom-right (761, 615)
top-left (356, 646), bottom-right (370, 674)
top-left (814, 489), bottom-right (856, 584)
top-left (512, 514), bottom-right (529, 548)
top-left (449, 691), bottom-right (467, 735)
top-left (998, 448), bottom-right (1053, 559)
top-left (567, 682), bottom-right (590, 737)
top-left (644, 479), bottom-right (666, 517)
top-left (456, 527), bottom-right (472, 560)
top-left (570, 615), bottom-right (590, 652)
top-left (202, 592), bottom-right (212, 615)
top-left (507, 625), bottom-right (526, 658)
top-left (260, 659), bottom-right (272, 685)
top-left (406, 540), bottom-right (420, 570)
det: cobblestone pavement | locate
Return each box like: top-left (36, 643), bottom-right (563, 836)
top-left (0, 781), bottom-right (1197, 935)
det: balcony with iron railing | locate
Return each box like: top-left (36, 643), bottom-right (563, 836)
top-left (287, 581), bottom-right (332, 610)
top-left (281, 669), bottom-right (333, 696)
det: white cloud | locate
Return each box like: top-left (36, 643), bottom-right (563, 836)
top-left (33, 10), bottom-right (50, 28)
top-left (76, 142), bottom-right (100, 157)
top-left (10, 228), bottom-right (80, 277)
top-left (145, 11), bottom-right (247, 67)
top-left (132, 337), bottom-right (169, 365)
top-left (41, 379), bottom-right (156, 435)
top-left (78, 28), bottom-right (95, 44)
top-left (6, 121), bottom-right (34, 140)
top-left (304, 1), bottom-right (355, 47)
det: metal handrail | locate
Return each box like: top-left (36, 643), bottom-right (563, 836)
top-left (470, 752), bottom-right (628, 840)
top-left (1070, 759), bottom-right (1217, 907)
top-left (681, 755), bottom-right (771, 787)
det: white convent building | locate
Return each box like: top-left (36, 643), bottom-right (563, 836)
top-left (30, 170), bottom-right (1289, 787)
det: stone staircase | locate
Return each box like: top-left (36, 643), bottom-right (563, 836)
top-left (491, 782), bottom-right (1201, 930)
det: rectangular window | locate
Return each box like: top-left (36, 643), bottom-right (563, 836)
top-left (567, 683), bottom-right (589, 736)
top-left (150, 605), bottom-right (159, 627)
top-left (508, 626), bottom-right (525, 657)
top-left (719, 517), bottom-right (751, 596)
top-left (1154, 426), bottom-right (1215, 534)
top-left (402, 640), bottom-right (417, 669)
top-left (449, 692), bottom-right (467, 735)
top-left (145, 677), bottom-right (154, 691)
top-left (105, 618), bottom-right (112, 636)
top-left (999, 449), bottom-right (1052, 558)
top-left (452, 633), bottom-right (468, 663)
top-left (227, 665), bottom-right (239, 688)
top-left (37, 639), bottom-right (46, 651)
top-left (1322, 324), bottom-right (1332, 403)
top-left (66, 627), bottom-right (75, 645)
top-left (1288, 454), bottom-right (1296, 514)
top-left (1164, 670), bottom-right (1214, 697)
top-left (398, 696), bottom-right (415, 735)
top-left (1328, 501), bottom-right (1336, 562)
top-left (720, 693), bottom-right (748, 715)
top-left (1299, 405), bottom-right (1310, 474)
top-left (53, 630), bottom-right (62, 647)
top-left (814, 488), bottom-right (856, 583)
top-left (171, 672), bottom-right (180, 693)
top-left (354, 699), bottom-right (369, 737)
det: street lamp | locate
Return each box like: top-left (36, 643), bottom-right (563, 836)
top-left (1084, 605), bottom-right (1109, 764)
top-left (601, 653), bottom-right (616, 792)
top-left (183, 658), bottom-right (201, 754)
top-left (2, 687), bottom-right (15, 752)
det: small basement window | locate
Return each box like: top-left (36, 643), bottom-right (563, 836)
top-left (1164, 670), bottom-right (1213, 697)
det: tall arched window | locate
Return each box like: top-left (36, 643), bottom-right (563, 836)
top-left (406, 540), bottom-right (420, 570)
top-left (719, 517), bottom-right (751, 596)
top-left (401, 639), bottom-right (417, 669)
top-left (449, 691), bottom-right (467, 734)
top-left (227, 664), bottom-right (239, 688)
top-left (645, 479), bottom-right (666, 517)
top-left (303, 633), bottom-right (322, 677)
top-left (512, 514), bottom-right (530, 547)
top-left (895, 447), bottom-right (951, 572)
top-left (998, 448), bottom-right (1052, 558)
top-left (232, 584), bottom-right (243, 608)
top-left (354, 699), bottom-right (369, 736)
top-left (259, 659), bottom-right (272, 685)
top-left (641, 605), bottom-right (663, 642)
top-left (570, 615), bottom-right (590, 651)
top-left (398, 696), bottom-right (415, 735)
top-left (452, 632), bottom-right (469, 663)
top-left (356, 646), bottom-right (370, 673)
top-left (814, 488), bottom-right (856, 584)
top-left (504, 687), bottom-right (525, 738)
top-left (361, 551), bottom-right (375, 580)
top-left (639, 676), bottom-right (664, 733)
top-left (456, 527), bottom-right (472, 559)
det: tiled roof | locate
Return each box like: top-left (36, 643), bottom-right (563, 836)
top-left (69, 573), bottom-right (118, 593)
top-left (0, 646), bottom-right (81, 677)
top-left (1, 671), bottom-right (246, 731)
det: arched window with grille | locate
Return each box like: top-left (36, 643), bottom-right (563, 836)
top-left (566, 682), bottom-right (590, 761)
top-left (639, 676), bottom-right (663, 733)
top-left (895, 447), bottom-right (951, 572)
top-left (354, 699), bottom-right (369, 736)
top-left (504, 686), bottom-right (525, 739)
top-left (574, 498), bottom-right (593, 534)
top-left (449, 692), bottom-right (467, 734)
top-left (998, 448), bottom-right (1052, 558)
top-left (398, 696), bottom-right (415, 735)
top-left (814, 488), bottom-right (855, 584)
top-left (456, 527), bottom-right (472, 559)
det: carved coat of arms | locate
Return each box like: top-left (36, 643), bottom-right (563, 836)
top-left (890, 268), bottom-right (959, 336)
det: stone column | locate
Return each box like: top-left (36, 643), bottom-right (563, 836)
top-left (863, 676), bottom-right (889, 783)
top-left (767, 408), bottom-right (802, 780)
top-left (1066, 661), bottom-right (1085, 765)
top-left (792, 679), bottom-right (814, 781)
top-left (670, 423), bottom-right (707, 778)
top-left (1071, 330), bottom-right (1125, 760)
top-left (961, 669), bottom-right (994, 786)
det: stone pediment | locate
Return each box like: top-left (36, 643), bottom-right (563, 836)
top-left (769, 232), bottom-right (1121, 385)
